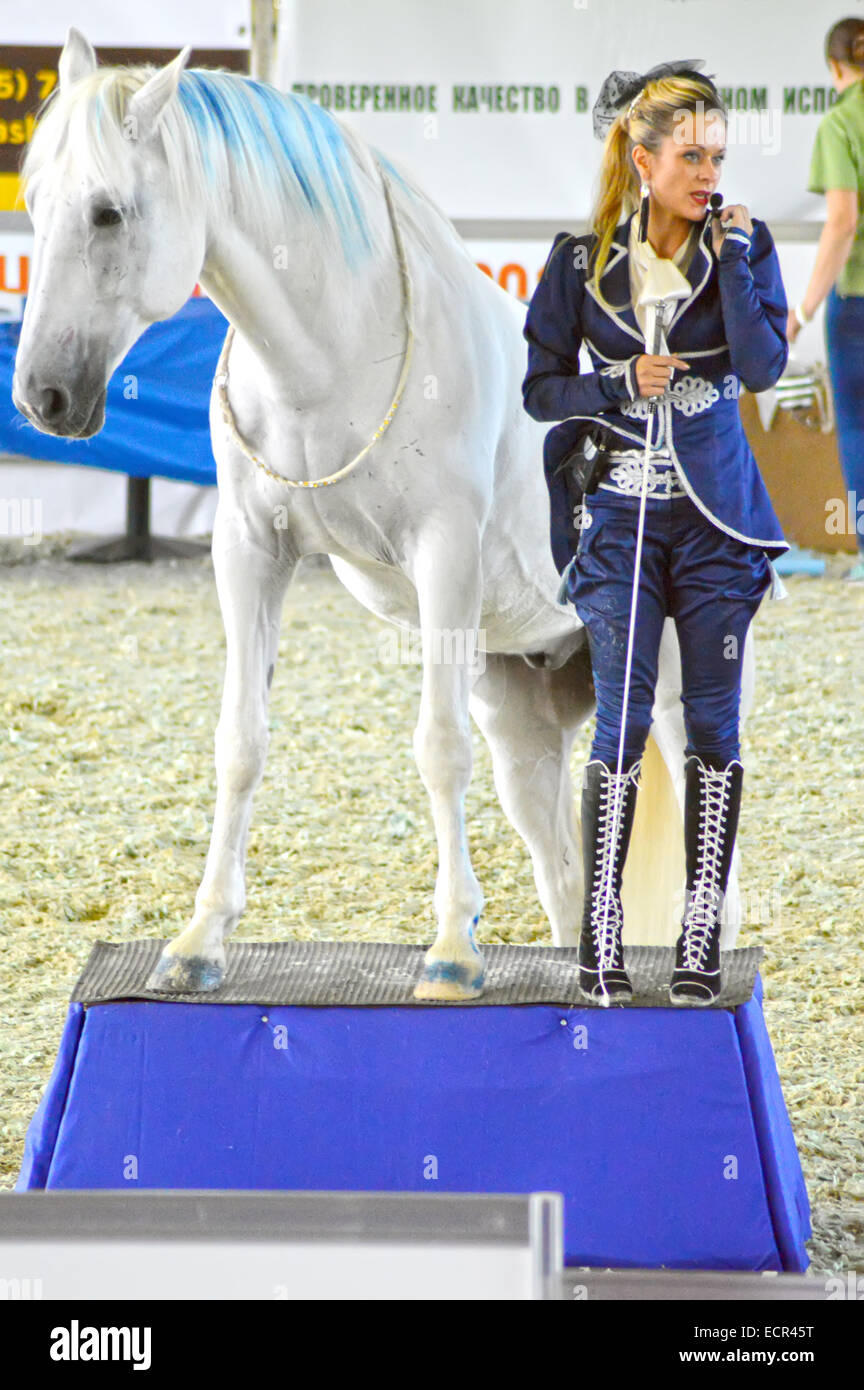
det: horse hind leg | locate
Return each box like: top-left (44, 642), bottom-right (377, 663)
top-left (469, 647), bottom-right (594, 947)
top-left (146, 509), bottom-right (293, 991)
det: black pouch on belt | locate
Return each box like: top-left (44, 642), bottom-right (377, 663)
top-left (557, 421), bottom-right (615, 501)
top-left (543, 420), bottom-right (619, 575)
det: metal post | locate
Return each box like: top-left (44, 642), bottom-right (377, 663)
top-left (127, 474), bottom-right (150, 543)
top-left (250, 0), bottom-right (278, 83)
top-left (69, 474), bottom-right (211, 564)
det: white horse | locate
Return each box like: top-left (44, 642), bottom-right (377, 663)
top-left (14, 31), bottom-right (753, 999)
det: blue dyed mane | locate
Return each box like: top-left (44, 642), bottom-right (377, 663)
top-left (23, 64), bottom-right (445, 274)
top-left (175, 71), bottom-right (386, 269)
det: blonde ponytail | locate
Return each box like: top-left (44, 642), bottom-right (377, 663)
top-left (587, 74), bottom-right (726, 314)
top-left (589, 118), bottom-right (637, 312)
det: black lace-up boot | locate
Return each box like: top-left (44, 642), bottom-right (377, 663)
top-left (578, 756), bottom-right (642, 1006)
top-left (669, 753), bottom-right (745, 1006)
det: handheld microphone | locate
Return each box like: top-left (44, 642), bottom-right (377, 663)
top-left (709, 192), bottom-right (728, 234)
top-left (708, 192), bottom-right (730, 249)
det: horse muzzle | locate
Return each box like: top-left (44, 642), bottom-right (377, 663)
top-left (12, 373), bottom-right (108, 438)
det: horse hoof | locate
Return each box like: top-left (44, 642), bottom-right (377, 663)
top-left (145, 951), bottom-right (225, 993)
top-left (413, 959), bottom-right (484, 1002)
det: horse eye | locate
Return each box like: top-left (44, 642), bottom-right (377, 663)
top-left (93, 207), bottom-right (123, 228)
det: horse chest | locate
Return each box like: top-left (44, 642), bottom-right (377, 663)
top-left (327, 555), bottom-right (420, 629)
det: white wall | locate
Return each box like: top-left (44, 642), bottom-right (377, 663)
top-left (0, 2), bottom-right (837, 537)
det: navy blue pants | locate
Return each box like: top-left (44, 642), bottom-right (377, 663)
top-left (567, 489), bottom-right (773, 767)
top-left (825, 285), bottom-right (864, 558)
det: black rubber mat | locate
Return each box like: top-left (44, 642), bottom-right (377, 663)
top-left (70, 939), bottom-right (762, 1009)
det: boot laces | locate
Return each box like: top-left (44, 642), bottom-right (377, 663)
top-left (680, 884), bottom-right (723, 968)
top-left (681, 762), bottom-right (734, 969)
top-left (591, 762), bottom-right (639, 970)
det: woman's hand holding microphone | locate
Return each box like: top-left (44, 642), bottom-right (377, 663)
top-left (709, 201), bottom-right (753, 256)
top-left (634, 198), bottom-right (754, 397)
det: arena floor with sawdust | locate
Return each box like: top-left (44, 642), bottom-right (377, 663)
top-left (0, 535), bottom-right (861, 1278)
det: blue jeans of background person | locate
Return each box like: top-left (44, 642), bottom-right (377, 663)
top-left (567, 489), bottom-right (773, 767)
top-left (825, 285), bottom-right (864, 557)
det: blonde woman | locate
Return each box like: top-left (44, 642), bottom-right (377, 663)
top-left (522, 61), bottom-right (789, 1005)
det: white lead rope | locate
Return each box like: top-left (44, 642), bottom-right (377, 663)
top-left (614, 389), bottom-right (658, 781)
top-left (596, 299), bottom-right (670, 976)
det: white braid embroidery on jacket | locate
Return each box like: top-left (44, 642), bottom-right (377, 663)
top-left (619, 373), bottom-right (720, 420)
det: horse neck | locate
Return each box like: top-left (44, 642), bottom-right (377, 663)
top-left (198, 184), bottom-right (399, 408)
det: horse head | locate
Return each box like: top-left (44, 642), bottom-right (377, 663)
top-left (13, 29), bottom-right (204, 438)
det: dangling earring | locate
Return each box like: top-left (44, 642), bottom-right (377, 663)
top-left (638, 180), bottom-right (650, 243)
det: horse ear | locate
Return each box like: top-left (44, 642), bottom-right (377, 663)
top-left (58, 27), bottom-right (97, 90)
top-left (127, 47), bottom-right (192, 142)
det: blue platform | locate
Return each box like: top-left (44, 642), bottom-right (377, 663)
top-left (17, 976), bottom-right (810, 1271)
top-left (0, 298), bottom-right (223, 486)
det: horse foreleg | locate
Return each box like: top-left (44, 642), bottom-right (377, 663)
top-left (147, 510), bottom-right (292, 991)
top-left (410, 522), bottom-right (486, 1001)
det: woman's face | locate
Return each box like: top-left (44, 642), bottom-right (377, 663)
top-left (635, 109), bottom-right (727, 222)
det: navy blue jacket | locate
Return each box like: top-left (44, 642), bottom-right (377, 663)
top-left (522, 211), bottom-right (791, 568)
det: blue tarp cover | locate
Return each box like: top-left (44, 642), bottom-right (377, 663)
top-left (0, 298), bottom-right (223, 486)
top-left (17, 985), bottom-right (811, 1271)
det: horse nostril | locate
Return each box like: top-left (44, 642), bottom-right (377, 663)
top-left (38, 386), bottom-right (70, 423)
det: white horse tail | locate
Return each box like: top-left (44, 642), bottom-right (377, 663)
top-left (621, 731), bottom-right (686, 947)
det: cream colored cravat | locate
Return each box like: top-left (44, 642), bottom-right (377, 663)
top-left (628, 217), bottom-right (698, 345)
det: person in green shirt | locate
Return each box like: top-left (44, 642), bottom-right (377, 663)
top-left (792, 17), bottom-right (864, 579)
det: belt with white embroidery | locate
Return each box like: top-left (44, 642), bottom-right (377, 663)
top-left (596, 449), bottom-right (687, 500)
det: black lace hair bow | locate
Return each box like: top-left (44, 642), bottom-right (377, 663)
top-left (592, 59), bottom-right (716, 140)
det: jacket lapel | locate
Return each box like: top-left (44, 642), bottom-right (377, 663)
top-left (585, 210), bottom-right (716, 348)
top-left (668, 217), bottom-right (716, 337)
top-left (584, 214), bottom-right (643, 345)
